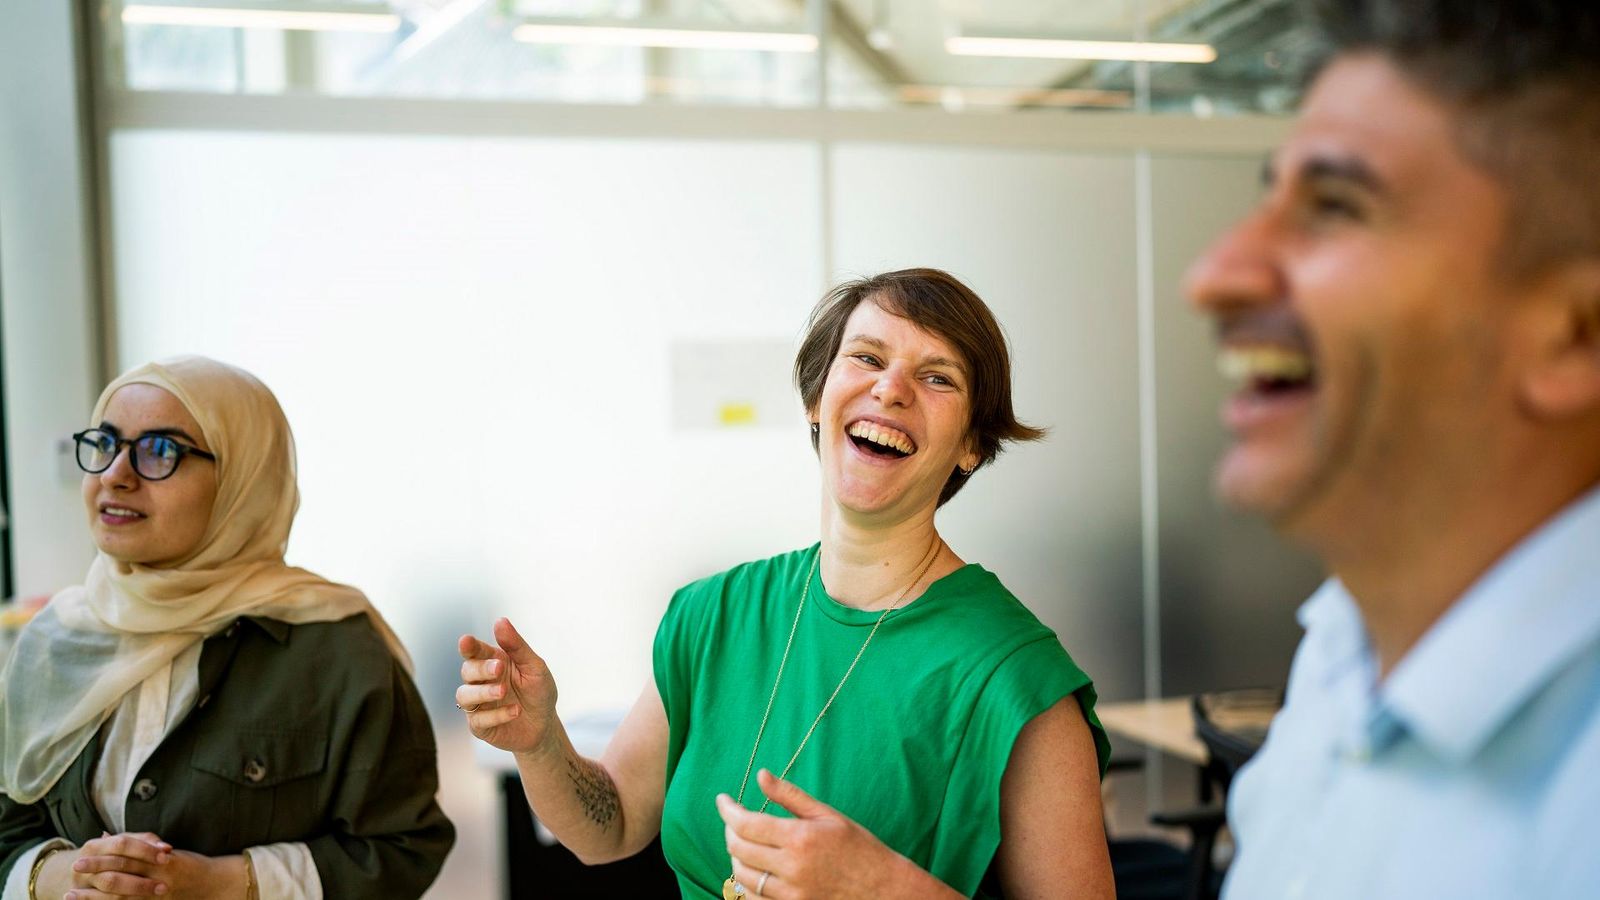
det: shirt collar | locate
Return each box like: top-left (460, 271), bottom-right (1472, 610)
top-left (241, 615), bottom-right (293, 644)
top-left (1380, 485), bottom-right (1600, 763)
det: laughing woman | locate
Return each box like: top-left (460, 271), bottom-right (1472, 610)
top-left (0, 357), bottom-right (453, 899)
top-left (459, 269), bottom-right (1113, 899)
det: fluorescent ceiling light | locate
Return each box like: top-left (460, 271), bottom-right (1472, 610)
top-left (513, 23), bottom-right (817, 53)
top-left (946, 35), bottom-right (1216, 64)
top-left (121, 4), bottom-right (402, 32)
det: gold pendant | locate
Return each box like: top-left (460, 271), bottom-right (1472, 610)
top-left (723, 875), bottom-right (745, 900)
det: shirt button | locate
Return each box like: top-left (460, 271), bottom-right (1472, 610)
top-left (243, 758), bottom-right (268, 784)
top-left (133, 778), bottom-right (158, 801)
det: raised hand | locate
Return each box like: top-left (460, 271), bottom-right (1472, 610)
top-left (456, 617), bottom-right (560, 756)
top-left (716, 769), bottom-right (954, 900)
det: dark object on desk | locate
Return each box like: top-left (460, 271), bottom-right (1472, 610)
top-left (1192, 689), bottom-right (1277, 793)
top-left (500, 772), bottom-right (678, 898)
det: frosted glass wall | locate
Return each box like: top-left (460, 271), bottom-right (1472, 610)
top-left (110, 130), bottom-right (825, 716)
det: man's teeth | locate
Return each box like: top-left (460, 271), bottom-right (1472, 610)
top-left (847, 421), bottom-right (915, 454)
top-left (1218, 346), bottom-right (1314, 385)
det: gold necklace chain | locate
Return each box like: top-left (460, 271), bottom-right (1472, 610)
top-left (723, 540), bottom-right (943, 899)
top-left (732, 537), bottom-right (943, 812)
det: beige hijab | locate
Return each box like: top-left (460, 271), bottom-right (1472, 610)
top-left (0, 356), bottom-right (409, 803)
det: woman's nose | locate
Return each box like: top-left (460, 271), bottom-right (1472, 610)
top-left (100, 446), bottom-right (140, 489)
top-left (871, 365), bottom-right (914, 407)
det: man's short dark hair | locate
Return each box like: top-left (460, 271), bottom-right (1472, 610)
top-left (793, 268), bottom-right (1045, 507)
top-left (1309, 0), bottom-right (1600, 273)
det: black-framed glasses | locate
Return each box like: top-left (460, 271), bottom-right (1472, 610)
top-left (72, 428), bottom-right (217, 481)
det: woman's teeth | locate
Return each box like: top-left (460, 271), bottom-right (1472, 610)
top-left (847, 421), bottom-right (915, 455)
top-left (104, 507), bottom-right (144, 518)
top-left (1218, 346), bottom-right (1315, 387)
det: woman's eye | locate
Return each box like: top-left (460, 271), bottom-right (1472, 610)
top-left (852, 353), bottom-right (881, 367)
top-left (926, 374), bottom-right (952, 387)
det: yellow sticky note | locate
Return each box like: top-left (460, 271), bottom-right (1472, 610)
top-left (718, 403), bottom-right (758, 426)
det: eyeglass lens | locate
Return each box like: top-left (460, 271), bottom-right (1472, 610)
top-left (76, 430), bottom-right (184, 480)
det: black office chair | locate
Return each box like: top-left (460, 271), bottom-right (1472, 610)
top-left (1105, 754), bottom-right (1227, 900)
top-left (1099, 689), bottom-right (1281, 900)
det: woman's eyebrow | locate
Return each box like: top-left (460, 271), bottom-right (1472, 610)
top-left (142, 426), bottom-right (203, 444)
top-left (843, 334), bottom-right (887, 350)
top-left (925, 355), bottom-right (967, 376)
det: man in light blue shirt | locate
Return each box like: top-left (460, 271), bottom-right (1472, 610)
top-left (1182, 0), bottom-right (1600, 896)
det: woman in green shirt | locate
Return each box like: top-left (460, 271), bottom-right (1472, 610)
top-left (459, 269), bottom-right (1113, 899)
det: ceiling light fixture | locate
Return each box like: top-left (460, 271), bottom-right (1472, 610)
top-left (512, 22), bottom-right (817, 53)
top-left (945, 35), bottom-right (1216, 64)
top-left (121, 4), bottom-right (402, 32)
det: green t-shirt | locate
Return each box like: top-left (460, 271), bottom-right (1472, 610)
top-left (653, 544), bottom-right (1111, 898)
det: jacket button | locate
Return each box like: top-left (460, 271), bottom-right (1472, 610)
top-left (224, 621), bottom-right (240, 639)
top-left (133, 778), bottom-right (158, 801)
top-left (196, 693), bottom-right (211, 709)
top-left (243, 758), bottom-right (268, 784)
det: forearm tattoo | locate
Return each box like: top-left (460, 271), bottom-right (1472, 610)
top-left (567, 756), bottom-right (621, 830)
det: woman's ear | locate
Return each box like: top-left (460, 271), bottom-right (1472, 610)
top-left (1521, 261), bottom-right (1600, 419)
top-left (960, 434), bottom-right (981, 474)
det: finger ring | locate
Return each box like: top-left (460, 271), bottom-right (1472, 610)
top-left (455, 702), bottom-right (480, 712)
top-left (756, 871), bottom-right (770, 896)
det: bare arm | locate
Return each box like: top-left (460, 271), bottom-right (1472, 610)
top-left (510, 680), bottom-right (667, 864)
top-left (996, 697), bottom-right (1115, 900)
top-left (457, 618), bottom-right (668, 864)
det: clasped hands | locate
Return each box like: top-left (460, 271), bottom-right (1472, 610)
top-left (719, 769), bottom-right (931, 900)
top-left (44, 832), bottom-right (235, 900)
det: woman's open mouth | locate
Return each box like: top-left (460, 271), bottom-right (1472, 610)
top-left (846, 420), bottom-right (917, 460)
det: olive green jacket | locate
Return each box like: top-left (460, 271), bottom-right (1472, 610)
top-left (0, 615), bottom-right (454, 898)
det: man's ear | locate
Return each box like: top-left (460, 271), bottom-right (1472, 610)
top-left (1521, 261), bottom-right (1600, 419)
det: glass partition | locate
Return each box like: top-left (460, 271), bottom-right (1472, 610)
top-left (100, 0), bottom-right (1315, 115)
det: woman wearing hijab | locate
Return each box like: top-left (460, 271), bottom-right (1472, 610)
top-left (0, 357), bottom-right (453, 899)
top-left (458, 269), bottom-right (1114, 899)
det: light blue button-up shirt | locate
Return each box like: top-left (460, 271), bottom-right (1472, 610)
top-left (1223, 486), bottom-right (1600, 900)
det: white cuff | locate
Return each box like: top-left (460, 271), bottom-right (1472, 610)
top-left (2, 839), bottom-right (74, 900)
top-left (245, 842), bottom-right (323, 900)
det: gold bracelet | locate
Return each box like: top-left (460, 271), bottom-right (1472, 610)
top-left (28, 844), bottom-right (69, 900)
top-left (242, 848), bottom-right (259, 900)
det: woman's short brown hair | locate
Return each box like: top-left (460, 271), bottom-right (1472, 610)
top-left (793, 268), bottom-right (1045, 507)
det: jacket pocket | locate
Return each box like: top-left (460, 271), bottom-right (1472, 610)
top-left (190, 728), bottom-right (329, 847)
top-left (191, 728), bottom-right (328, 788)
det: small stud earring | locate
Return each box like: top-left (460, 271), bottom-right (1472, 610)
top-left (810, 423), bottom-right (820, 436)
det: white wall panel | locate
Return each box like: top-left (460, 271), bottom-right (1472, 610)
top-left (110, 130), bottom-right (825, 716)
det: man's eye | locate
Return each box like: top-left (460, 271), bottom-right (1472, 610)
top-left (1309, 192), bottom-right (1364, 221)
